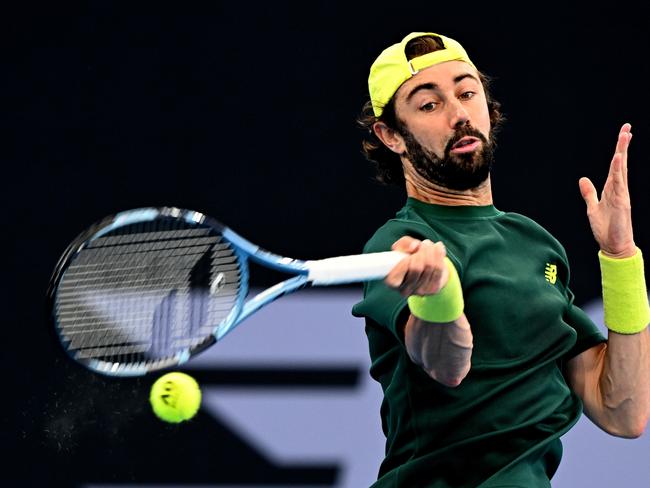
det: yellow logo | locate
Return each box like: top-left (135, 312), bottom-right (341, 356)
top-left (545, 263), bottom-right (557, 284)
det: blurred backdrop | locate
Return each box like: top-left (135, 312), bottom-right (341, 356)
top-left (6, 2), bottom-right (650, 486)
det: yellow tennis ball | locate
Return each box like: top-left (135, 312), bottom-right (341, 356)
top-left (149, 372), bottom-right (202, 423)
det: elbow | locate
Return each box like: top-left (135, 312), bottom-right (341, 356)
top-left (428, 372), bottom-right (464, 388)
top-left (426, 362), bottom-right (472, 388)
top-left (608, 423), bottom-right (645, 439)
top-left (602, 412), bottom-right (649, 439)
top-left (599, 388), bottom-right (650, 438)
top-left (627, 415), bottom-right (649, 439)
top-left (628, 425), bottom-right (646, 439)
top-left (439, 376), bottom-right (465, 388)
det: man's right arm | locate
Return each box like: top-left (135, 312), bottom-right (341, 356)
top-left (386, 236), bottom-right (473, 387)
top-left (403, 313), bottom-right (473, 387)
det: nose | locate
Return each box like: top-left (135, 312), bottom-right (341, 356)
top-left (448, 99), bottom-right (470, 129)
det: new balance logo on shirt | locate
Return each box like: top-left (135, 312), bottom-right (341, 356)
top-left (545, 263), bottom-right (557, 284)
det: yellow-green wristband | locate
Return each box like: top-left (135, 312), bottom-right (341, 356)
top-left (599, 247), bottom-right (650, 334)
top-left (407, 257), bottom-right (464, 323)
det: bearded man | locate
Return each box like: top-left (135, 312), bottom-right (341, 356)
top-left (352, 32), bottom-right (650, 487)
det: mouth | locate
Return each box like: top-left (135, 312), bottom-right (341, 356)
top-left (450, 136), bottom-right (481, 154)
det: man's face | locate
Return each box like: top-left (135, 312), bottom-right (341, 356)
top-left (392, 60), bottom-right (494, 191)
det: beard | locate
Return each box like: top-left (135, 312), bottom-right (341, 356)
top-left (400, 124), bottom-right (496, 191)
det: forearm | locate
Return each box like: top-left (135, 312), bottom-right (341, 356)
top-left (568, 248), bottom-right (650, 438)
top-left (598, 328), bottom-right (650, 437)
top-left (595, 247), bottom-right (650, 436)
top-left (385, 239), bottom-right (471, 386)
top-left (404, 313), bottom-right (473, 387)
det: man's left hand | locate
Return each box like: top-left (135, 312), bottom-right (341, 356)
top-left (579, 123), bottom-right (637, 258)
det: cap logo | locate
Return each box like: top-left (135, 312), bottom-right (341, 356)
top-left (407, 60), bottom-right (419, 76)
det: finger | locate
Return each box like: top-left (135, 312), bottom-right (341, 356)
top-left (407, 241), bottom-right (448, 295)
top-left (621, 132), bottom-right (632, 186)
top-left (605, 142), bottom-right (627, 194)
top-left (578, 177), bottom-right (598, 210)
top-left (608, 126), bottom-right (627, 176)
top-left (612, 124), bottom-right (631, 185)
top-left (618, 125), bottom-right (631, 186)
top-left (385, 238), bottom-right (436, 289)
top-left (420, 242), bottom-right (449, 294)
top-left (610, 152), bottom-right (628, 195)
top-left (391, 240), bottom-right (438, 295)
top-left (403, 239), bottom-right (439, 295)
top-left (391, 236), bottom-right (421, 253)
top-left (384, 257), bottom-right (411, 288)
top-left (616, 123), bottom-right (632, 149)
top-left (398, 260), bottom-right (425, 296)
top-left (410, 240), bottom-right (442, 295)
top-left (385, 243), bottom-right (429, 291)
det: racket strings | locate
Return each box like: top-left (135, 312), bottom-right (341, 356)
top-left (55, 224), bottom-right (243, 369)
top-left (57, 255), bottom-right (239, 291)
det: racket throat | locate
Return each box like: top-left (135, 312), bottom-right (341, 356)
top-left (219, 275), bottom-right (309, 339)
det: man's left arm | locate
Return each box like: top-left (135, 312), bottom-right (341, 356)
top-left (566, 123), bottom-right (650, 438)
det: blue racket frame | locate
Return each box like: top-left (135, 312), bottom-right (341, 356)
top-left (216, 222), bottom-right (311, 340)
top-left (50, 207), bottom-right (313, 376)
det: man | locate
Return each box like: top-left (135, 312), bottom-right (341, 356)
top-left (352, 32), bottom-right (650, 487)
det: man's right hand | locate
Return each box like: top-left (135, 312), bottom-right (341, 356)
top-left (385, 236), bottom-right (450, 297)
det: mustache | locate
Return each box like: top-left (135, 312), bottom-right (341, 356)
top-left (444, 126), bottom-right (489, 153)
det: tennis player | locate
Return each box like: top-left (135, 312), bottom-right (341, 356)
top-left (352, 32), bottom-right (650, 487)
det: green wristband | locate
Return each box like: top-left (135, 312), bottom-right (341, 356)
top-left (407, 257), bottom-right (464, 323)
top-left (599, 247), bottom-right (650, 334)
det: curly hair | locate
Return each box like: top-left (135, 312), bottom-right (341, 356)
top-left (358, 35), bottom-right (505, 185)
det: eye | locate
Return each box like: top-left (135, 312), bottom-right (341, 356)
top-left (419, 101), bottom-right (438, 112)
top-left (459, 91), bottom-right (476, 100)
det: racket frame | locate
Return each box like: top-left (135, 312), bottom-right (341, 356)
top-left (48, 207), bottom-right (312, 376)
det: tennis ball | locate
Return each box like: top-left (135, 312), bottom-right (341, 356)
top-left (150, 372), bottom-right (201, 423)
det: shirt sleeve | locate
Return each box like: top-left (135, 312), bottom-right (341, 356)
top-left (351, 219), bottom-right (447, 344)
top-left (352, 278), bottom-right (409, 344)
top-left (351, 220), bottom-right (414, 343)
top-left (555, 239), bottom-right (607, 360)
top-left (563, 286), bottom-right (607, 360)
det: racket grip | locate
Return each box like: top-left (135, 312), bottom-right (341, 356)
top-left (306, 251), bottom-right (408, 285)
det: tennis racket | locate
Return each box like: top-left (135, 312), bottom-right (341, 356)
top-left (48, 207), bottom-right (406, 377)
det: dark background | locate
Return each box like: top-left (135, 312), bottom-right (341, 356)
top-left (6, 2), bottom-right (650, 486)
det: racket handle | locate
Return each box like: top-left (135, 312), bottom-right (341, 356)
top-left (306, 251), bottom-right (408, 285)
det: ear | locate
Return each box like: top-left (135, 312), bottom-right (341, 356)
top-left (373, 121), bottom-right (406, 154)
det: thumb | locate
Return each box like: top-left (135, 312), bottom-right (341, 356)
top-left (578, 177), bottom-right (598, 210)
top-left (391, 236), bottom-right (421, 254)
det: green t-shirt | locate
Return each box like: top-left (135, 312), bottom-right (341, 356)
top-left (352, 198), bottom-right (606, 488)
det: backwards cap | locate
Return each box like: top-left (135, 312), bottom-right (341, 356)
top-left (368, 32), bottom-right (476, 117)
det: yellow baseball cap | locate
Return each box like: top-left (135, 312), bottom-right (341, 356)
top-left (368, 32), bottom-right (476, 117)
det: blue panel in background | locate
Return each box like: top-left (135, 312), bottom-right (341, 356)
top-left (82, 291), bottom-right (649, 488)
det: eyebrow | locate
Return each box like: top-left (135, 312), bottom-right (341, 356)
top-left (405, 73), bottom-right (479, 102)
